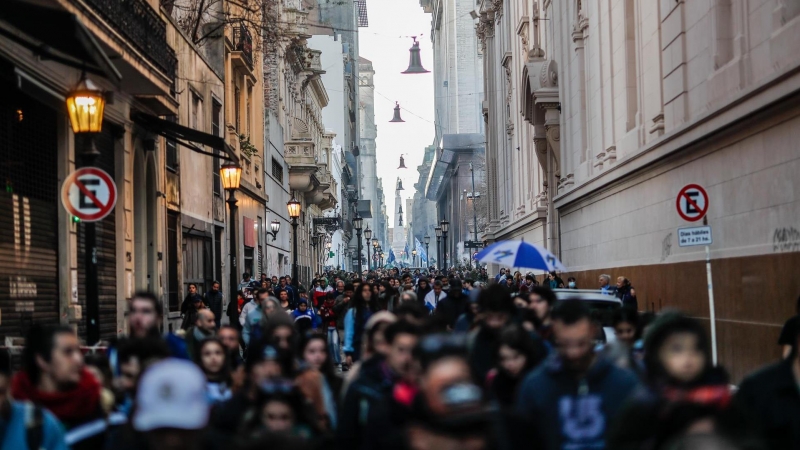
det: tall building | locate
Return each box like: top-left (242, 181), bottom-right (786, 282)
top-left (477, 0), bottom-right (800, 382)
top-left (357, 57), bottom-right (386, 249)
top-left (392, 178), bottom-right (407, 261)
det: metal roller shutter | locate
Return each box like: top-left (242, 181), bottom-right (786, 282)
top-left (0, 89), bottom-right (60, 340)
top-left (77, 127), bottom-right (118, 340)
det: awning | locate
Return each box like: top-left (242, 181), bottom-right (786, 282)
top-left (0, 0), bottom-right (121, 84)
top-left (132, 112), bottom-right (239, 163)
top-left (425, 133), bottom-right (485, 201)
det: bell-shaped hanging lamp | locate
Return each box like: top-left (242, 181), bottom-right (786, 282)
top-left (398, 205), bottom-right (403, 214)
top-left (401, 37), bottom-right (430, 74)
top-left (399, 215), bottom-right (403, 226)
top-left (389, 102), bottom-right (405, 122)
top-left (398, 155), bottom-right (407, 169)
top-left (397, 179), bottom-right (404, 190)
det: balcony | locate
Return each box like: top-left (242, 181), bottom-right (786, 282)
top-left (232, 22), bottom-right (253, 70)
top-left (84, 0), bottom-right (177, 81)
top-left (284, 141), bottom-right (318, 192)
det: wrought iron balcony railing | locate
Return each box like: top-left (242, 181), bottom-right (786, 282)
top-left (232, 22), bottom-right (253, 69)
top-left (84, 0), bottom-right (177, 81)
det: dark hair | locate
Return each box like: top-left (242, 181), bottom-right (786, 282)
top-left (394, 301), bottom-right (428, 321)
top-left (243, 272), bottom-right (251, 279)
top-left (131, 291), bottom-right (163, 317)
top-left (198, 338), bottom-right (231, 383)
top-left (353, 281), bottom-right (376, 322)
top-left (498, 325), bottom-right (547, 375)
top-left (413, 333), bottom-right (468, 372)
top-left (246, 340), bottom-right (295, 376)
top-left (116, 336), bottom-right (171, 371)
top-left (256, 288), bottom-right (271, 298)
top-left (84, 353), bottom-right (112, 387)
top-left (219, 325), bottom-right (240, 338)
top-left (478, 284), bottom-right (516, 314)
top-left (299, 334), bottom-right (337, 383)
top-left (550, 299), bottom-right (592, 325)
top-left (384, 320), bottom-right (420, 345)
top-left (567, 277), bottom-right (576, 282)
top-left (344, 283), bottom-right (354, 292)
top-left (529, 286), bottom-right (557, 306)
top-left (643, 312), bottom-right (711, 386)
top-left (22, 325), bottom-right (76, 384)
top-left (188, 283), bottom-right (198, 289)
top-left (612, 307), bottom-right (639, 327)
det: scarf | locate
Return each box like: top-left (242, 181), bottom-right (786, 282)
top-left (11, 369), bottom-right (101, 423)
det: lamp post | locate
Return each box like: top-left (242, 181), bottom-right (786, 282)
top-left (311, 234), bottom-right (318, 277)
top-left (287, 197), bottom-right (301, 288)
top-left (67, 75), bottom-right (106, 345)
top-left (364, 225), bottom-right (372, 271)
top-left (440, 219), bottom-right (450, 271)
top-left (371, 238), bottom-right (378, 269)
top-left (412, 249), bottom-right (417, 267)
top-left (353, 215), bottom-right (363, 277)
top-left (220, 163), bottom-right (243, 319)
top-left (423, 234), bottom-right (430, 268)
top-left (265, 219), bottom-right (280, 241)
top-left (434, 226), bottom-right (442, 271)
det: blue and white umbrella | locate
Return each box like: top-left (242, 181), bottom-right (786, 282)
top-left (475, 240), bottom-right (566, 272)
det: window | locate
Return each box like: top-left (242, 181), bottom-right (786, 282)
top-left (234, 87), bottom-right (241, 132)
top-left (166, 115), bottom-right (178, 172)
top-left (191, 93), bottom-right (202, 130)
top-left (246, 87), bottom-right (252, 136)
top-left (244, 247), bottom-right (254, 279)
top-left (167, 211), bottom-right (180, 312)
top-left (212, 100), bottom-right (222, 196)
top-left (271, 158), bottom-right (283, 183)
top-left (215, 226), bottom-right (223, 282)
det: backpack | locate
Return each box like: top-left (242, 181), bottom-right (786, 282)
top-left (23, 402), bottom-right (43, 450)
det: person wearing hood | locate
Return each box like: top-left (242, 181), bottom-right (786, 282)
top-left (204, 281), bottom-right (224, 330)
top-left (415, 277), bottom-right (432, 308)
top-left (12, 325), bottom-right (106, 450)
top-left (608, 311), bottom-right (755, 450)
top-left (435, 279), bottom-right (469, 330)
top-left (291, 299), bottom-right (318, 334)
top-left (467, 285), bottom-right (518, 383)
top-left (516, 300), bottom-right (639, 450)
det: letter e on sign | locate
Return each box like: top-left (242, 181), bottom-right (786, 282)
top-left (676, 184), bottom-right (708, 222)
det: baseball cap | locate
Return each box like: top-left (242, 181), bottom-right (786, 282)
top-left (133, 358), bottom-right (209, 432)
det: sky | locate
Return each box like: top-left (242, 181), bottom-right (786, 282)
top-left (358, 0), bottom-right (435, 226)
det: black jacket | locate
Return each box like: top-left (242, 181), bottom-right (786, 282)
top-left (205, 290), bottom-right (224, 321)
top-left (435, 291), bottom-right (468, 329)
top-left (337, 355), bottom-right (396, 450)
top-left (735, 359), bottom-right (800, 450)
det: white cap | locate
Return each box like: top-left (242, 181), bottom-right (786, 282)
top-left (132, 358), bottom-right (209, 432)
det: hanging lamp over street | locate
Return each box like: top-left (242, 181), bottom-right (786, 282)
top-left (401, 37), bottom-right (430, 74)
top-left (397, 179), bottom-right (404, 190)
top-left (389, 102), bottom-right (405, 122)
top-left (398, 155), bottom-right (407, 169)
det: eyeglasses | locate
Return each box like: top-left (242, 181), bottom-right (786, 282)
top-left (259, 378), bottom-right (295, 394)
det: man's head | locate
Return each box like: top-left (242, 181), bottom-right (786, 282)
top-left (129, 291), bottom-right (163, 338)
top-left (433, 280), bottom-right (443, 295)
top-left (298, 299), bottom-right (308, 312)
top-left (218, 326), bottom-right (240, 353)
top-left (278, 289), bottom-right (289, 304)
top-left (279, 277), bottom-right (287, 287)
top-left (271, 276), bottom-right (278, 284)
top-left (188, 284), bottom-right (197, 295)
top-left (23, 325), bottom-right (83, 389)
top-left (195, 309), bottom-right (216, 334)
top-left (500, 268), bottom-right (506, 275)
top-left (477, 285), bottom-right (516, 331)
top-left (242, 272), bottom-right (251, 282)
top-left (115, 337), bottom-right (171, 396)
top-left (528, 286), bottom-right (557, 322)
top-left (551, 300), bottom-right (596, 375)
top-left (599, 274), bottom-right (611, 288)
top-left (210, 281), bottom-right (220, 292)
top-left (343, 283), bottom-right (355, 298)
top-left (384, 321), bottom-right (420, 380)
top-left (336, 280), bottom-right (345, 292)
top-left (256, 288), bottom-right (271, 306)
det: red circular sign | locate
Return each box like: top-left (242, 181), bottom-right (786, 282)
top-left (676, 184), bottom-right (708, 222)
top-left (61, 167), bottom-right (117, 222)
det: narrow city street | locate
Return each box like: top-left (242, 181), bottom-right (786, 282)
top-left (0, 0), bottom-right (799, 449)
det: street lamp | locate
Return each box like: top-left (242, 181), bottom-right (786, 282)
top-left (372, 238), bottom-right (379, 270)
top-left (220, 163), bottom-right (243, 320)
top-left (412, 249), bottom-right (417, 267)
top-left (434, 226), bottom-right (442, 271)
top-left (353, 215), bottom-right (363, 276)
top-left (423, 234), bottom-right (430, 268)
top-left (364, 225), bottom-right (372, 271)
top-left (67, 75), bottom-right (106, 345)
top-left (440, 219), bottom-right (450, 271)
top-left (266, 219), bottom-right (280, 241)
top-left (287, 197), bottom-right (301, 288)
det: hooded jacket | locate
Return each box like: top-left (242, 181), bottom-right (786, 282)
top-left (337, 355), bottom-right (397, 450)
top-left (516, 355), bottom-right (640, 450)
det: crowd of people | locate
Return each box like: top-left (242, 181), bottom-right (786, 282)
top-left (1, 266), bottom-right (798, 450)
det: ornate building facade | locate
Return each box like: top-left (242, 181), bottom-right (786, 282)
top-left (478, 0), bottom-right (800, 381)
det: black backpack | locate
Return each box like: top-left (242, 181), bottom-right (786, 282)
top-left (23, 402), bottom-right (43, 450)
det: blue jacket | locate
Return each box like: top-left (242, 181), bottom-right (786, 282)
top-left (291, 308), bottom-right (318, 330)
top-left (516, 354), bottom-right (640, 450)
top-left (0, 401), bottom-right (68, 450)
top-left (242, 305), bottom-right (264, 345)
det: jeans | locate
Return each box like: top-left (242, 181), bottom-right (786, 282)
top-left (327, 327), bottom-right (341, 365)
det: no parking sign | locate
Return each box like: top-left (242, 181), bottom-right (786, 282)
top-left (61, 167), bottom-right (117, 222)
top-left (676, 184), bottom-right (708, 222)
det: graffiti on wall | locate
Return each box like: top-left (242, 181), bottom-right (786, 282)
top-left (773, 227), bottom-right (800, 252)
top-left (661, 233), bottom-right (673, 261)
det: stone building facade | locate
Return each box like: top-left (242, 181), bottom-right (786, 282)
top-left (478, 0), bottom-right (800, 381)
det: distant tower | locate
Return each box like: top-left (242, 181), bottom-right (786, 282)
top-left (392, 177), bottom-right (406, 260)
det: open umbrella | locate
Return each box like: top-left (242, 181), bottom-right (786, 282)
top-left (475, 240), bottom-right (566, 272)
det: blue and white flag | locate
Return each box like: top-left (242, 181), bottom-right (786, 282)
top-left (415, 238), bottom-right (427, 265)
top-left (387, 249), bottom-right (396, 263)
